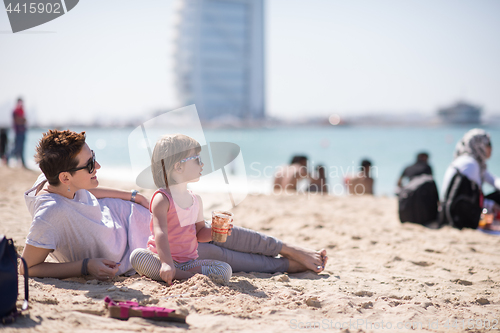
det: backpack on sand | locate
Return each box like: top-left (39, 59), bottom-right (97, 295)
top-left (439, 169), bottom-right (482, 230)
top-left (398, 174), bottom-right (439, 226)
top-left (0, 235), bottom-right (29, 324)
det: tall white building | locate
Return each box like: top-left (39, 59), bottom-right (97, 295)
top-left (173, 0), bottom-right (265, 121)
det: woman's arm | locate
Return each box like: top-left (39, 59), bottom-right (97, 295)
top-left (88, 187), bottom-right (149, 208)
top-left (483, 170), bottom-right (500, 190)
top-left (21, 244), bottom-right (119, 279)
top-left (455, 156), bottom-right (482, 187)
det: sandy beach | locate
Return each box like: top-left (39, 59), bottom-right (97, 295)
top-left (1, 166), bottom-right (500, 333)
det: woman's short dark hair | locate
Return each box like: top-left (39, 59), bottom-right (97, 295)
top-left (34, 129), bottom-right (86, 185)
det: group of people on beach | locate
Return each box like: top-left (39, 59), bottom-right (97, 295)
top-left (273, 128), bottom-right (500, 231)
top-left (21, 129), bottom-right (327, 284)
top-left (273, 155), bottom-right (374, 195)
top-left (272, 155), bottom-right (330, 194)
top-left (401, 128), bottom-right (500, 230)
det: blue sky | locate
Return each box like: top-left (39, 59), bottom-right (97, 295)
top-left (1, 0), bottom-right (499, 125)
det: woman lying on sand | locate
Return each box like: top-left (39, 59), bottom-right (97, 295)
top-left (20, 129), bottom-right (327, 281)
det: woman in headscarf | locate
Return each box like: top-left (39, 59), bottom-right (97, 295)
top-left (440, 128), bottom-right (500, 229)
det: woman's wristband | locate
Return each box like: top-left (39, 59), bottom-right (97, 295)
top-left (81, 258), bottom-right (89, 276)
top-left (130, 190), bottom-right (138, 203)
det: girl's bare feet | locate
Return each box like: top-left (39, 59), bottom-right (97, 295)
top-left (281, 244), bottom-right (328, 273)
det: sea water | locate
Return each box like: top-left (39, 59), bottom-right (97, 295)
top-left (21, 125), bottom-right (500, 197)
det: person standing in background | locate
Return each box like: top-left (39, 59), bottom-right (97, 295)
top-left (0, 128), bottom-right (8, 164)
top-left (7, 97), bottom-right (27, 168)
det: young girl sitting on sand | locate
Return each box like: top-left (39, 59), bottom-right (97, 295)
top-left (130, 134), bottom-right (232, 285)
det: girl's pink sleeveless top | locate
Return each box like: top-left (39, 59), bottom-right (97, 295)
top-left (146, 189), bottom-right (199, 262)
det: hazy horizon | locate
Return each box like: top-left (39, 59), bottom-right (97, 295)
top-left (1, 0), bottom-right (499, 126)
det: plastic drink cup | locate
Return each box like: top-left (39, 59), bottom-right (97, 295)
top-left (211, 210), bottom-right (233, 242)
top-left (479, 208), bottom-right (494, 227)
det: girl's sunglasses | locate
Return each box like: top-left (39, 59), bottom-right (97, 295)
top-left (180, 154), bottom-right (202, 165)
top-left (66, 150), bottom-right (96, 174)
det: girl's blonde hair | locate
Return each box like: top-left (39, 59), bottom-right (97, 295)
top-left (151, 134), bottom-right (201, 188)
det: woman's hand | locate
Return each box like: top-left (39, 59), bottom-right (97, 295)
top-left (160, 262), bottom-right (176, 286)
top-left (87, 259), bottom-right (120, 280)
top-left (135, 193), bottom-right (150, 209)
top-left (227, 223), bottom-right (234, 236)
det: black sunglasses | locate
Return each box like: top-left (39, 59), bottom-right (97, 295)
top-left (66, 150), bottom-right (96, 174)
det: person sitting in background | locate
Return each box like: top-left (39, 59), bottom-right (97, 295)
top-left (440, 129), bottom-right (500, 229)
top-left (345, 159), bottom-right (374, 195)
top-left (308, 165), bottom-right (328, 194)
top-left (273, 155), bottom-right (309, 193)
top-left (397, 152), bottom-right (433, 188)
top-left (396, 152), bottom-right (439, 226)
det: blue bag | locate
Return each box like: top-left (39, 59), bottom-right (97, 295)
top-left (0, 235), bottom-right (28, 324)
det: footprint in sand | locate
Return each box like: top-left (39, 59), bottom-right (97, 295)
top-left (354, 291), bottom-right (374, 297)
top-left (306, 297), bottom-right (321, 308)
top-left (360, 301), bottom-right (373, 309)
top-left (476, 298), bottom-right (490, 305)
top-left (451, 279), bottom-right (473, 286)
top-left (410, 261), bottom-right (433, 267)
top-left (422, 302), bottom-right (433, 309)
top-left (424, 249), bottom-right (442, 254)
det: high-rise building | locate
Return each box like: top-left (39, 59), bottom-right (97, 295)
top-left (173, 0), bottom-right (265, 121)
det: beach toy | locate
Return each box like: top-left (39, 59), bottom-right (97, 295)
top-left (104, 296), bottom-right (186, 322)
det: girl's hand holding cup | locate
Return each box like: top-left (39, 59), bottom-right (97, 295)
top-left (211, 210), bottom-right (234, 242)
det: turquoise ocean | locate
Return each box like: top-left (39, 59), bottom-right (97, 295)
top-left (21, 126), bottom-right (500, 197)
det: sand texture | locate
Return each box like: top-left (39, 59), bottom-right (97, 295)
top-left (1, 167), bottom-right (499, 332)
